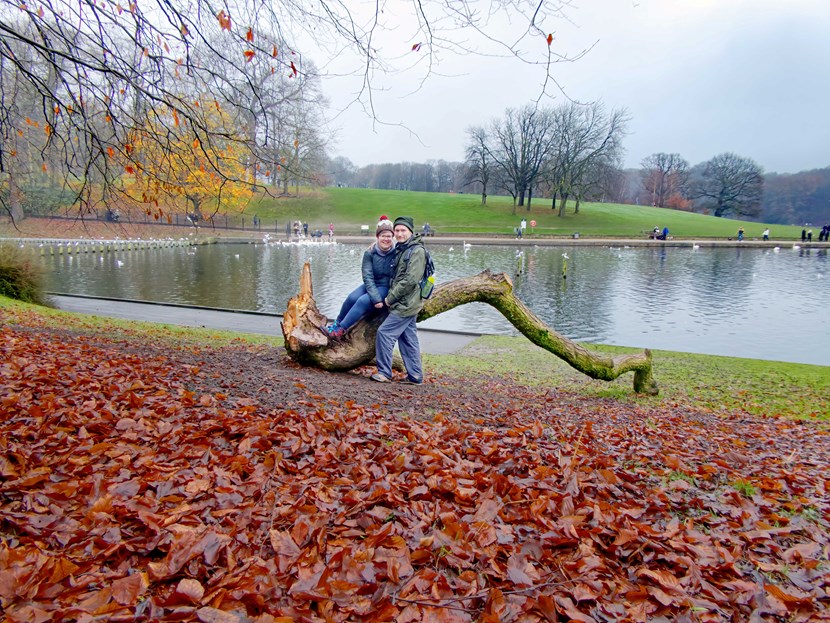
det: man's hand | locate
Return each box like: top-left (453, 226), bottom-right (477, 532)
top-left (374, 302), bottom-right (384, 309)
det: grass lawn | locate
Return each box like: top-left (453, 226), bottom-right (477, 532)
top-left (241, 187), bottom-right (807, 240)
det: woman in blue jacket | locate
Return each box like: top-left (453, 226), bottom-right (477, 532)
top-left (327, 216), bottom-right (397, 338)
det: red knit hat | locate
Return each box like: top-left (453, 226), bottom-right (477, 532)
top-left (376, 215), bottom-right (394, 236)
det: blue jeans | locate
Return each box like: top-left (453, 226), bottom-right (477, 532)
top-left (337, 285), bottom-right (389, 330)
top-left (375, 312), bottom-right (422, 382)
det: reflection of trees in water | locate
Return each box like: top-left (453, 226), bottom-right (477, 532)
top-left (514, 247), bottom-right (619, 341)
top-left (620, 246), bottom-right (760, 318)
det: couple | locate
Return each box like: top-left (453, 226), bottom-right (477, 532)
top-left (327, 215), bottom-right (426, 385)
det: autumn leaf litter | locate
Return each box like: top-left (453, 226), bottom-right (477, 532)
top-left (1, 320), bottom-right (829, 622)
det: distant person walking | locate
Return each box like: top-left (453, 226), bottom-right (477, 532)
top-left (802, 228), bottom-right (807, 242)
top-left (807, 229), bottom-right (813, 242)
top-left (737, 227), bottom-right (744, 241)
top-left (762, 228), bottom-right (770, 241)
top-left (329, 223), bottom-right (335, 240)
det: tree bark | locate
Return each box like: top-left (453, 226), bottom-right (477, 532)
top-left (282, 263), bottom-right (659, 395)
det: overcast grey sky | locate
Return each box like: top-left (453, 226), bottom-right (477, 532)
top-left (322, 0), bottom-right (830, 174)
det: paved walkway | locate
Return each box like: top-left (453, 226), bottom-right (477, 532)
top-left (51, 294), bottom-right (480, 355)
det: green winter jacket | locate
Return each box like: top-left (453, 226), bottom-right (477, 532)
top-left (386, 234), bottom-right (426, 318)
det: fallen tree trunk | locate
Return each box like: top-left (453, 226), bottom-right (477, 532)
top-left (282, 262), bottom-right (658, 394)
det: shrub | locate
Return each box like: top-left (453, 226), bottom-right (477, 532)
top-left (0, 243), bottom-right (48, 305)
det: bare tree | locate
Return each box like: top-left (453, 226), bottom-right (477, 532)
top-left (327, 156), bottom-right (357, 187)
top-left (692, 152), bottom-right (764, 218)
top-left (0, 0), bottom-right (581, 222)
top-left (640, 153), bottom-right (690, 208)
top-left (464, 125), bottom-right (492, 205)
top-left (489, 105), bottom-right (555, 213)
top-left (546, 102), bottom-right (629, 216)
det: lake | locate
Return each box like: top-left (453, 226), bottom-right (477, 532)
top-left (38, 240), bottom-right (830, 366)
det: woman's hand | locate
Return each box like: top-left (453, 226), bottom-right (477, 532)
top-left (374, 302), bottom-right (384, 309)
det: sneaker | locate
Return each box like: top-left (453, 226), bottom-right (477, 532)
top-left (401, 377), bottom-right (423, 385)
top-left (325, 321), bottom-right (339, 334)
top-left (370, 373), bottom-right (391, 383)
top-left (329, 327), bottom-right (345, 339)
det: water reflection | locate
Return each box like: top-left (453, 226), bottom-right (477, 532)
top-left (41, 242), bottom-right (830, 366)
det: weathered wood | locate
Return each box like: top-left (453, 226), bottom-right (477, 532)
top-left (282, 263), bottom-right (658, 394)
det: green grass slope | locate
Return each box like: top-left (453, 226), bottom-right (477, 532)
top-left (245, 187), bottom-right (806, 239)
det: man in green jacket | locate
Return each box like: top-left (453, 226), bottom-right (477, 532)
top-left (371, 216), bottom-right (425, 384)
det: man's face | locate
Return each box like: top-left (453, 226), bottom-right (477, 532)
top-left (394, 225), bottom-right (412, 243)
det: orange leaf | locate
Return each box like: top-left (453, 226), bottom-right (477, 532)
top-left (42, 163), bottom-right (47, 172)
top-left (193, 138), bottom-right (200, 149)
top-left (546, 33), bottom-right (553, 46)
top-left (411, 42), bottom-right (422, 52)
top-left (216, 10), bottom-right (231, 31)
top-left (112, 574), bottom-right (145, 605)
top-left (271, 45), bottom-right (278, 58)
top-left (244, 50), bottom-right (255, 62)
top-left (107, 146), bottom-right (115, 157)
top-left (125, 165), bottom-right (135, 174)
top-left (246, 27), bottom-right (253, 42)
top-left (172, 109), bottom-right (179, 126)
top-left (180, 24), bottom-right (189, 37)
top-left (289, 61), bottom-right (298, 77)
top-left (293, 139), bottom-right (299, 149)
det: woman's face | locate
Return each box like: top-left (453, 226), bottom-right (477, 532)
top-left (376, 231), bottom-right (394, 251)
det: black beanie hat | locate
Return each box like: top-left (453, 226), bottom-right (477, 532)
top-left (394, 216), bottom-right (414, 233)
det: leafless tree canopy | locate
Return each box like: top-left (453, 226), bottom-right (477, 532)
top-left (640, 153), bottom-right (690, 208)
top-left (463, 101), bottom-right (629, 215)
top-left (691, 152), bottom-right (764, 218)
